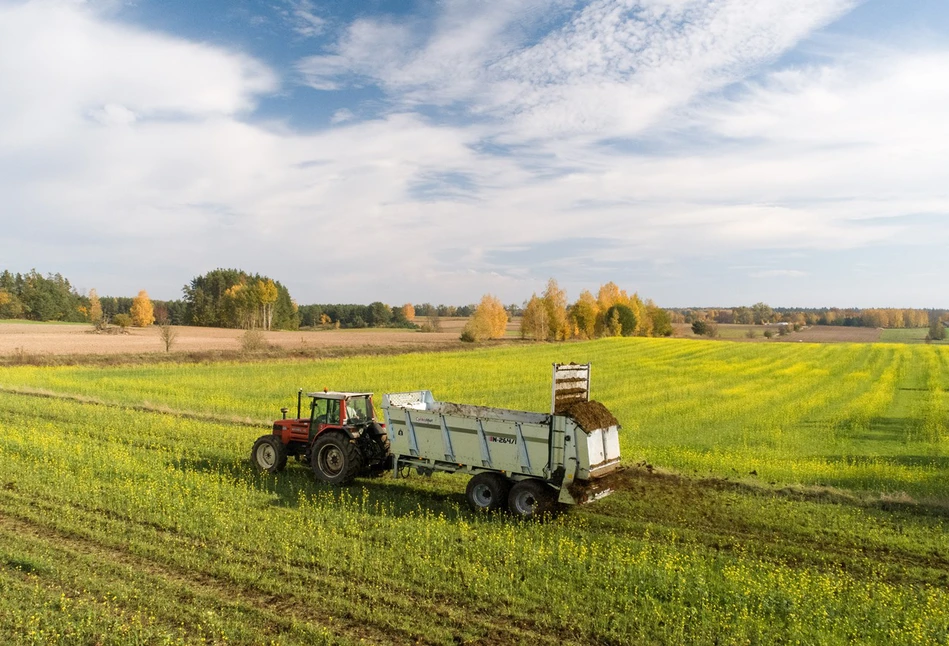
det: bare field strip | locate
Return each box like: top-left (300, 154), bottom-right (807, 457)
top-left (0, 322), bottom-right (461, 357)
top-left (0, 318), bottom-right (525, 360)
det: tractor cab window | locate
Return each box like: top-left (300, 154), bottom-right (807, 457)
top-left (345, 396), bottom-right (372, 424)
top-left (311, 398), bottom-right (329, 426)
top-left (325, 399), bottom-right (340, 425)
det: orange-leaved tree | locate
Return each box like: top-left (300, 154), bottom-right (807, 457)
top-left (130, 290), bottom-right (155, 327)
top-left (461, 294), bottom-right (508, 341)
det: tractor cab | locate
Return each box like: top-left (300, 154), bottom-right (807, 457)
top-left (308, 391), bottom-right (377, 435)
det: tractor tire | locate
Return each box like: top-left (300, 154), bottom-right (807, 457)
top-left (312, 432), bottom-right (364, 485)
top-left (465, 472), bottom-right (511, 513)
top-left (250, 435), bottom-right (288, 474)
top-left (507, 479), bottom-right (558, 520)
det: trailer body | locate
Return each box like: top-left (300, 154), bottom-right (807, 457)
top-left (382, 389), bottom-right (622, 505)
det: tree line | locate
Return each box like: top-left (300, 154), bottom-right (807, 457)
top-left (5, 267), bottom-right (944, 339)
top-left (298, 303), bottom-right (417, 329)
top-left (672, 304), bottom-right (941, 329)
top-left (460, 279), bottom-right (673, 342)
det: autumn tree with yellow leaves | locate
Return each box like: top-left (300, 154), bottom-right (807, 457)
top-left (130, 290), bottom-right (155, 327)
top-left (223, 278), bottom-right (280, 330)
top-left (88, 289), bottom-right (103, 325)
top-left (461, 294), bottom-right (509, 342)
top-left (569, 289), bottom-right (599, 339)
top-left (520, 295), bottom-right (549, 340)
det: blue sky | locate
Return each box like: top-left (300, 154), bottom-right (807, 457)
top-left (1, 0), bottom-right (948, 308)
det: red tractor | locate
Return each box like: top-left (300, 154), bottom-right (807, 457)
top-left (250, 390), bottom-right (391, 484)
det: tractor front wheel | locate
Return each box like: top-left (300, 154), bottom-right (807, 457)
top-left (312, 433), bottom-right (363, 485)
top-left (250, 435), bottom-right (288, 474)
top-left (465, 472), bottom-right (511, 513)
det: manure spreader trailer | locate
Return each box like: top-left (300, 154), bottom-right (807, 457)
top-left (251, 363), bottom-right (623, 518)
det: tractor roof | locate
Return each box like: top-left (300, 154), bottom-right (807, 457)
top-left (307, 391), bottom-right (373, 400)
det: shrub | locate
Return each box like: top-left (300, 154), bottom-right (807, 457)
top-left (419, 315), bottom-right (442, 333)
top-left (240, 328), bottom-right (268, 353)
top-left (691, 320), bottom-right (718, 337)
top-left (927, 320), bottom-right (946, 342)
top-left (459, 325), bottom-right (477, 343)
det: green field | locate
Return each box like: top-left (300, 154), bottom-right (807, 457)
top-left (879, 328), bottom-right (943, 344)
top-left (1, 338), bottom-right (948, 644)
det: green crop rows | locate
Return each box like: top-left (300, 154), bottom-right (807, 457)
top-left (0, 338), bottom-right (948, 644)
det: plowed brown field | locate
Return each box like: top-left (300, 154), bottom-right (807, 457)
top-left (0, 320), bottom-right (477, 358)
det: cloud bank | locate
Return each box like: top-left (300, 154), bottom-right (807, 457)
top-left (1, 0), bottom-right (947, 306)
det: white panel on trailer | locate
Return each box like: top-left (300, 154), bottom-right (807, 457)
top-left (586, 429), bottom-right (606, 465)
top-left (603, 426), bottom-right (621, 461)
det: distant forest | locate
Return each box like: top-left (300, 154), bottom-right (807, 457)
top-left (1, 268), bottom-right (943, 331)
top-left (0, 268), bottom-right (483, 330)
top-left (669, 303), bottom-right (942, 329)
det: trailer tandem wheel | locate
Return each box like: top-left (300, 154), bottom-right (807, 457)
top-left (508, 479), bottom-right (558, 519)
top-left (465, 473), bottom-right (512, 513)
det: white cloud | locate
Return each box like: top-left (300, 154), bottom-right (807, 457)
top-left (3, 0), bottom-right (949, 306)
top-left (299, 0), bottom-right (856, 140)
top-left (0, 1), bottom-right (276, 150)
top-left (86, 103), bottom-right (138, 126)
top-left (330, 108), bottom-right (355, 124)
top-left (284, 0), bottom-right (326, 38)
top-left (750, 269), bottom-right (808, 279)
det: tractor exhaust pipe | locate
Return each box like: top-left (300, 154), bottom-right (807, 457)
top-left (297, 388), bottom-right (303, 419)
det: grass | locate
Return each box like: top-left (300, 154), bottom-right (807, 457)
top-left (880, 328), bottom-right (949, 344)
top-left (0, 338), bottom-right (948, 643)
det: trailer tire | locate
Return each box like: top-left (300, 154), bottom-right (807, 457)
top-left (465, 473), bottom-right (511, 513)
top-left (508, 479), bottom-right (558, 519)
top-left (250, 435), bottom-right (288, 474)
top-left (312, 432), bottom-right (363, 485)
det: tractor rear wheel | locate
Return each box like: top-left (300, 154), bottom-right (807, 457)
top-left (312, 433), bottom-right (363, 485)
top-left (250, 435), bottom-right (288, 474)
top-left (465, 472), bottom-right (511, 513)
top-left (507, 479), bottom-right (558, 519)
